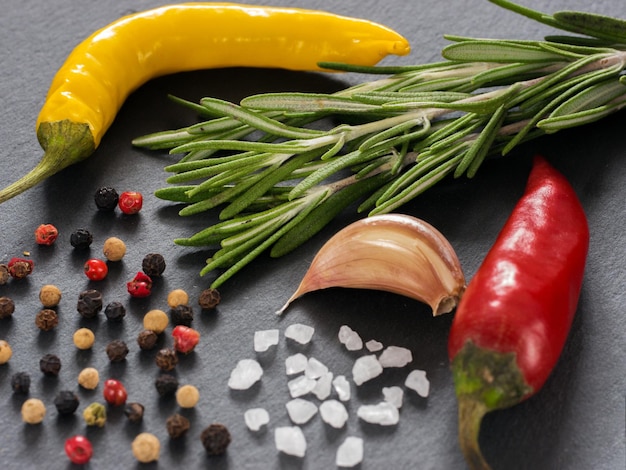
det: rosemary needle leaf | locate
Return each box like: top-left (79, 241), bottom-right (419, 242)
top-left (442, 40), bottom-right (566, 63)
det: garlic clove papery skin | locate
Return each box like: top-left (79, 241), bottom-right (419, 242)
top-left (277, 214), bottom-right (466, 316)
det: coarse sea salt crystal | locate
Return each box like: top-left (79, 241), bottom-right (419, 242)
top-left (285, 323), bottom-right (315, 344)
top-left (332, 375), bottom-right (351, 402)
top-left (357, 402), bottom-right (399, 426)
top-left (254, 329), bottom-right (279, 352)
top-left (305, 357), bottom-right (328, 379)
top-left (286, 398), bottom-right (318, 425)
top-left (365, 339), bottom-right (383, 352)
top-left (378, 346), bottom-right (413, 368)
top-left (312, 371), bottom-right (333, 400)
top-left (228, 359), bottom-right (263, 390)
top-left (336, 436), bottom-right (364, 468)
top-left (285, 353), bottom-right (308, 375)
top-left (405, 369), bottom-right (430, 397)
top-left (382, 386), bottom-right (404, 409)
top-left (352, 355), bottom-right (383, 386)
top-left (319, 399), bottom-right (349, 429)
top-left (244, 407), bottom-right (270, 431)
top-left (275, 426), bottom-right (307, 457)
top-left (288, 375), bottom-right (317, 398)
top-left (338, 325), bottom-right (363, 351)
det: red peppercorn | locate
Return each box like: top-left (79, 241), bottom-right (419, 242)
top-left (65, 435), bottom-right (93, 465)
top-left (172, 325), bottom-right (200, 354)
top-left (84, 258), bottom-right (108, 281)
top-left (34, 223), bottom-right (59, 245)
top-left (127, 271), bottom-right (152, 298)
top-left (7, 257), bottom-right (34, 279)
top-left (118, 191), bottom-right (143, 214)
top-left (103, 379), bottom-right (128, 406)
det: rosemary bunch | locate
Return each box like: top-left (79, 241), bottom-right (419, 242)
top-left (133, 0), bottom-right (626, 288)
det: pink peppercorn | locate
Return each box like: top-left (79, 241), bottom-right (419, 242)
top-left (126, 272), bottom-right (152, 298)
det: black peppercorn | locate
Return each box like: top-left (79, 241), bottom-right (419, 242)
top-left (154, 374), bottom-right (179, 397)
top-left (106, 339), bottom-right (129, 362)
top-left (10, 371), bottom-right (31, 394)
top-left (40, 353), bottom-right (62, 376)
top-left (94, 186), bottom-right (119, 211)
top-left (155, 347), bottom-right (178, 371)
top-left (124, 402), bottom-right (145, 423)
top-left (142, 253), bottom-right (166, 278)
top-left (35, 308), bottom-right (59, 331)
top-left (137, 329), bottom-right (158, 351)
top-left (166, 413), bottom-right (190, 439)
top-left (198, 288), bottom-right (221, 310)
top-left (77, 289), bottom-right (103, 319)
top-left (104, 301), bottom-right (126, 321)
top-left (0, 296), bottom-right (15, 319)
top-left (170, 304), bottom-right (194, 327)
top-left (70, 229), bottom-right (94, 249)
top-left (0, 264), bottom-right (8, 285)
top-left (54, 390), bottom-right (80, 415)
top-left (200, 423), bottom-right (232, 455)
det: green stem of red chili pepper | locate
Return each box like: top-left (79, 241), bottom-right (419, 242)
top-left (448, 155), bottom-right (589, 470)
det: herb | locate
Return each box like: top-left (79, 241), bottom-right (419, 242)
top-left (134, 0), bottom-right (626, 288)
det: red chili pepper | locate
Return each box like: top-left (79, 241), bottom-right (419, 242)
top-left (448, 155), bottom-right (589, 470)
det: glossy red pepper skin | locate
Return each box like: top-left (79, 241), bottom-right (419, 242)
top-left (448, 155), bottom-right (589, 470)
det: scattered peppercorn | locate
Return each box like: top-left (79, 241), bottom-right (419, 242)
top-left (34, 223), bottom-right (59, 245)
top-left (131, 432), bottom-right (160, 463)
top-left (154, 348), bottom-right (178, 372)
top-left (167, 289), bottom-right (189, 308)
top-left (65, 435), bottom-right (93, 465)
top-left (7, 257), bottom-right (34, 279)
top-left (124, 402), bottom-right (145, 423)
top-left (83, 402), bottom-right (107, 427)
top-left (172, 325), bottom-right (200, 354)
top-left (127, 271), bottom-right (152, 298)
top-left (94, 186), bottom-right (119, 211)
top-left (70, 229), bottom-right (93, 249)
top-left (39, 284), bottom-right (62, 307)
top-left (78, 367), bottom-right (100, 390)
top-left (142, 253), bottom-right (166, 277)
top-left (198, 288), bottom-right (221, 310)
top-left (143, 309), bottom-right (169, 334)
top-left (166, 413), bottom-right (190, 439)
top-left (40, 353), bottom-right (62, 376)
top-left (102, 236), bottom-right (126, 261)
top-left (103, 379), bottom-right (128, 406)
top-left (170, 304), bottom-right (194, 327)
top-left (0, 264), bottom-right (9, 285)
top-left (77, 289), bottom-right (103, 318)
top-left (119, 191), bottom-right (144, 215)
top-left (106, 339), bottom-right (129, 362)
top-left (35, 308), bottom-right (59, 331)
top-left (137, 329), bottom-right (158, 351)
top-left (176, 384), bottom-right (200, 408)
top-left (73, 328), bottom-right (95, 350)
top-left (154, 374), bottom-right (179, 397)
top-left (200, 423), bottom-right (232, 455)
top-left (21, 398), bottom-right (46, 424)
top-left (11, 371), bottom-right (31, 394)
top-left (0, 296), bottom-right (15, 319)
top-left (84, 258), bottom-right (108, 281)
top-left (104, 301), bottom-right (126, 321)
top-left (0, 340), bottom-right (13, 364)
top-left (54, 390), bottom-right (80, 415)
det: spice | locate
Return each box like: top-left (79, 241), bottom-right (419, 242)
top-left (0, 264), bottom-right (9, 284)
top-left (103, 236), bottom-right (126, 261)
top-left (83, 402), bottom-right (107, 427)
top-left (84, 258), bottom-right (108, 281)
top-left (35, 309), bottom-right (59, 331)
top-left (65, 435), bottom-right (93, 465)
top-left (166, 413), bottom-right (190, 439)
top-left (119, 191), bottom-right (143, 214)
top-left (73, 328), bottom-right (95, 350)
top-left (198, 288), bottom-right (221, 310)
top-left (54, 390), bottom-right (80, 415)
top-left (7, 257), bottom-right (34, 279)
top-left (143, 309), bottom-right (169, 334)
top-left (11, 371), bottom-right (31, 394)
top-left (0, 296), bottom-right (15, 319)
top-left (155, 348), bottom-right (178, 372)
top-left (78, 367), bottom-right (100, 390)
top-left (172, 325), bottom-right (200, 354)
top-left (170, 304), bottom-right (194, 327)
top-left (103, 379), bottom-right (128, 406)
top-left (155, 374), bottom-right (179, 397)
top-left (137, 329), bottom-right (158, 350)
top-left (94, 186), bottom-right (119, 211)
top-left (77, 289), bottom-right (103, 318)
top-left (34, 223), bottom-right (59, 245)
top-left (40, 353), bottom-right (62, 376)
top-left (104, 301), bottom-right (126, 321)
top-left (167, 289), bottom-right (189, 308)
top-left (131, 432), bottom-right (160, 463)
top-left (124, 402), bottom-right (145, 423)
top-left (142, 253), bottom-right (165, 277)
top-left (70, 229), bottom-right (93, 249)
top-left (0, 340), bottom-right (13, 364)
top-left (21, 398), bottom-right (46, 424)
top-left (176, 384), bottom-right (200, 408)
top-left (105, 339), bottom-right (129, 362)
top-left (200, 423), bottom-right (232, 455)
top-left (127, 272), bottom-right (152, 298)
top-left (39, 284), bottom-right (62, 307)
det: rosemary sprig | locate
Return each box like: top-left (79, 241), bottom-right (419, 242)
top-left (133, 0), bottom-right (626, 288)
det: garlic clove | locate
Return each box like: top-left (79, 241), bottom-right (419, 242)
top-left (277, 214), bottom-right (466, 316)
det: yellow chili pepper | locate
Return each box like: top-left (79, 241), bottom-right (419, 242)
top-left (0, 3), bottom-right (410, 203)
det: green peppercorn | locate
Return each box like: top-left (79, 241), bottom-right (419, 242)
top-left (77, 289), bottom-right (103, 318)
top-left (200, 423), bottom-right (232, 455)
top-left (105, 339), bottom-right (129, 362)
top-left (124, 402), bottom-right (145, 423)
top-left (170, 304), bottom-right (194, 327)
top-left (154, 374), bottom-right (179, 397)
top-left (0, 296), bottom-right (15, 319)
top-left (11, 371), bottom-right (31, 394)
top-left (39, 353), bottom-right (62, 376)
top-left (70, 229), bottom-right (93, 249)
top-left (166, 413), bottom-right (190, 439)
top-left (83, 402), bottom-right (106, 427)
top-left (104, 301), bottom-right (126, 321)
top-left (35, 308), bottom-right (59, 331)
top-left (142, 253), bottom-right (166, 277)
top-left (54, 390), bottom-right (80, 415)
top-left (198, 288), bottom-right (221, 310)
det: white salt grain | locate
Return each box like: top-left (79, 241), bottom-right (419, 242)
top-left (357, 402), bottom-right (400, 426)
top-left (319, 399), bottom-right (349, 429)
top-left (365, 339), bottom-right (383, 352)
top-left (275, 426), bottom-right (307, 457)
top-left (305, 357), bottom-right (329, 379)
top-left (312, 371), bottom-right (333, 400)
top-left (288, 375), bottom-right (317, 398)
top-left (286, 398), bottom-right (318, 424)
top-left (285, 323), bottom-right (315, 344)
top-left (378, 346), bottom-right (413, 368)
top-left (228, 359), bottom-right (263, 390)
top-left (338, 325), bottom-right (363, 351)
top-left (352, 355), bottom-right (383, 386)
top-left (332, 375), bottom-right (351, 402)
top-left (254, 329), bottom-right (279, 352)
top-left (336, 436), bottom-right (364, 468)
top-left (382, 386), bottom-right (404, 409)
top-left (405, 369), bottom-right (430, 397)
top-left (244, 408), bottom-right (270, 431)
top-left (285, 353), bottom-right (308, 375)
